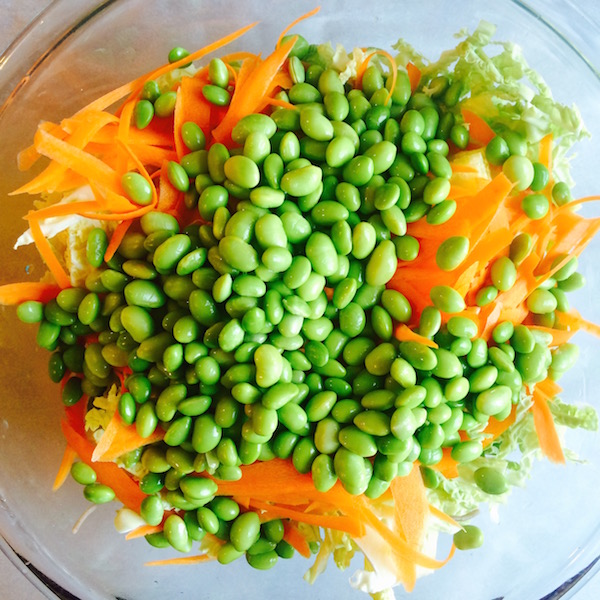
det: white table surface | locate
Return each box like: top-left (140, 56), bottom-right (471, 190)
top-left (1, 2), bottom-right (600, 599)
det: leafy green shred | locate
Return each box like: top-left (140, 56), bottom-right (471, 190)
top-left (550, 397), bottom-right (599, 431)
top-left (84, 383), bottom-right (119, 435)
top-left (304, 526), bottom-right (355, 585)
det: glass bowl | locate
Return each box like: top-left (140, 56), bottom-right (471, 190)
top-left (1, 1), bottom-right (599, 599)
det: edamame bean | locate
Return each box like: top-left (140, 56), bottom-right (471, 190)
top-left (430, 285), bottom-right (465, 314)
top-left (333, 448), bottom-right (371, 495)
top-left (122, 172), bottom-right (153, 205)
top-left (454, 525), bottom-right (484, 550)
top-left (474, 466), bottom-right (508, 495)
top-left (436, 236), bottom-right (470, 271)
top-left (451, 440), bottom-right (483, 463)
top-left (84, 483), bottom-right (116, 504)
top-left (502, 155), bottom-right (534, 191)
top-left (365, 240), bottom-right (397, 286)
top-left (526, 288), bottom-right (558, 314)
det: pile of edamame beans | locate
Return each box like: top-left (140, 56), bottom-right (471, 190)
top-left (15, 34), bottom-right (584, 562)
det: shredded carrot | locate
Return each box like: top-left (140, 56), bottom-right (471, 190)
top-left (91, 410), bottom-right (164, 463)
top-left (531, 385), bottom-right (566, 464)
top-left (265, 97), bottom-right (298, 110)
top-left (116, 100), bottom-right (136, 173)
top-left (52, 445), bottom-right (77, 491)
top-left (394, 324), bottom-right (439, 348)
top-left (126, 524), bottom-right (163, 540)
top-left (536, 377), bottom-right (562, 398)
top-left (145, 554), bottom-right (216, 567)
top-left (431, 448), bottom-right (460, 479)
top-left (556, 310), bottom-right (600, 338)
top-left (0, 281), bottom-right (62, 305)
top-left (461, 109), bottom-right (496, 147)
top-left (276, 6), bottom-right (321, 49)
top-left (354, 49), bottom-right (397, 105)
top-left (283, 522), bottom-right (312, 558)
top-left (406, 62), bottom-right (421, 93)
top-left (528, 324), bottom-right (576, 346)
top-left (28, 217), bottom-right (72, 288)
top-left (538, 133), bottom-right (553, 182)
top-left (23, 128), bottom-right (120, 194)
top-left (387, 464), bottom-right (429, 589)
top-left (174, 81), bottom-right (204, 160)
top-left (61, 418), bottom-right (147, 512)
top-left (104, 220), bottom-right (132, 262)
top-left (482, 406), bottom-right (517, 446)
top-left (22, 200), bottom-right (101, 221)
top-left (249, 498), bottom-right (363, 537)
top-left (428, 505), bottom-right (460, 529)
top-left (212, 35), bottom-right (298, 145)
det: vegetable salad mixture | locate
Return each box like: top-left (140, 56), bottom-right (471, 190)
top-left (2, 7), bottom-right (599, 597)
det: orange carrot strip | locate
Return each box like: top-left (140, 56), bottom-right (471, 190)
top-left (482, 406), bottom-right (517, 447)
top-left (531, 386), bottom-right (565, 464)
top-left (91, 410), bottom-right (164, 463)
top-left (538, 133), bottom-right (553, 182)
top-left (265, 97), bottom-right (298, 110)
top-left (126, 524), bottom-right (162, 540)
top-left (173, 87), bottom-right (186, 160)
top-left (94, 122), bottom-right (174, 148)
top-left (556, 310), bottom-right (600, 338)
top-left (406, 62), bottom-right (421, 92)
top-left (275, 6), bottom-right (321, 48)
top-left (536, 377), bottom-right (562, 398)
top-left (157, 162), bottom-right (183, 219)
top-left (355, 51), bottom-right (378, 89)
top-left (394, 324), bottom-right (439, 348)
top-left (355, 499), bottom-right (454, 571)
top-left (28, 217), bottom-right (72, 288)
top-left (428, 505), bottom-right (460, 529)
top-left (83, 80), bottom-right (139, 114)
top-left (96, 187), bottom-right (138, 213)
top-left (390, 464), bottom-right (428, 555)
top-left (145, 554), bottom-right (216, 567)
top-left (409, 173), bottom-right (513, 241)
top-left (79, 204), bottom-right (156, 221)
top-left (461, 109), bottom-right (496, 146)
top-left (219, 51), bottom-right (257, 64)
top-left (0, 281), bottom-right (62, 305)
top-left (354, 50), bottom-right (397, 105)
top-left (528, 325), bottom-right (576, 346)
top-left (23, 201), bottom-right (101, 221)
top-left (283, 522), bottom-right (312, 558)
top-left (52, 445), bottom-right (77, 491)
top-left (174, 77), bottom-right (212, 154)
top-left (125, 144), bottom-right (177, 167)
top-left (431, 448), bottom-right (459, 479)
top-left (17, 121), bottom-right (66, 171)
top-left (13, 112), bottom-right (119, 194)
top-left (212, 35), bottom-right (298, 144)
top-left (249, 499), bottom-right (363, 537)
top-left (104, 220), bottom-right (132, 262)
top-left (15, 128), bottom-right (121, 195)
top-left (557, 195), bottom-right (600, 211)
top-left (61, 418), bottom-right (146, 512)
top-left (116, 100), bottom-right (136, 173)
